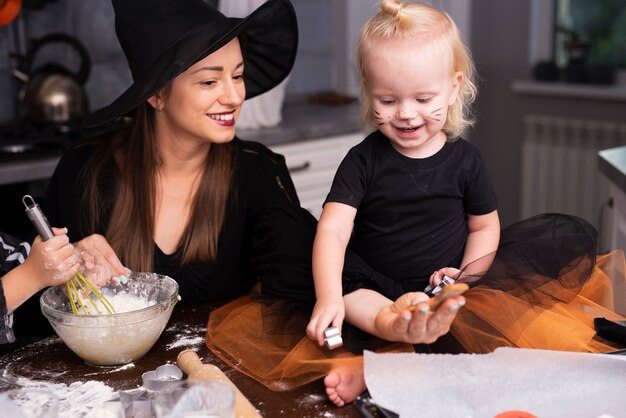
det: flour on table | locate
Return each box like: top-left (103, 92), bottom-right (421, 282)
top-left (83, 362), bottom-right (135, 377)
top-left (165, 323), bottom-right (206, 350)
top-left (11, 377), bottom-right (117, 418)
top-left (298, 393), bottom-right (323, 406)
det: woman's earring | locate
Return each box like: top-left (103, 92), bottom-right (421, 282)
top-left (157, 104), bottom-right (164, 111)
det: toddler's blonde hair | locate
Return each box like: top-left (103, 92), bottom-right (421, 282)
top-left (357, 0), bottom-right (477, 138)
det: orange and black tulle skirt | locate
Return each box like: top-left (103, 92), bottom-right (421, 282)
top-left (205, 214), bottom-right (626, 391)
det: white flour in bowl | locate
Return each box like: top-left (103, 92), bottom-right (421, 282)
top-left (90, 291), bottom-right (156, 314)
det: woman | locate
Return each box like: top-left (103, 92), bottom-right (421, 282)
top-left (45, 0), bottom-right (308, 304)
top-left (44, 0), bottom-right (464, 405)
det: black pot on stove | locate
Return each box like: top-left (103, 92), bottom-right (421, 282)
top-left (13, 32), bottom-right (90, 125)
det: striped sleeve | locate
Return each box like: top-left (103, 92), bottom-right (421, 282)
top-left (1, 232), bottom-right (30, 275)
top-left (1, 232), bottom-right (31, 344)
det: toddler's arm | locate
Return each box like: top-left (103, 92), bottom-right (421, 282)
top-left (429, 210), bottom-right (500, 288)
top-left (461, 210), bottom-right (500, 269)
top-left (307, 202), bottom-right (357, 346)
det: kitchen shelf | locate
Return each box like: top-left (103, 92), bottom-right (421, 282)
top-left (511, 79), bottom-right (626, 102)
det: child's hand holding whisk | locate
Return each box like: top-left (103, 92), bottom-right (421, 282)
top-left (22, 227), bottom-right (80, 289)
top-left (2, 227), bottom-right (80, 315)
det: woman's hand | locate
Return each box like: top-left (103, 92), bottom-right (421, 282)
top-left (374, 291), bottom-right (464, 344)
top-left (74, 234), bottom-right (128, 287)
top-left (306, 294), bottom-right (345, 346)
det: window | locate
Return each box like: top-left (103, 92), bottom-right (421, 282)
top-left (554, 0), bottom-right (626, 69)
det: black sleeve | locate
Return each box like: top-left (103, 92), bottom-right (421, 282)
top-left (324, 146), bottom-right (368, 209)
top-left (463, 149), bottom-right (498, 215)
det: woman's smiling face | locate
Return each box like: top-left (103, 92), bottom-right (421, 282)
top-left (156, 37), bottom-right (246, 145)
top-left (366, 37), bottom-right (462, 158)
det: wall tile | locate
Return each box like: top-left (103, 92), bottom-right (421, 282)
top-left (0, 68), bottom-right (20, 123)
top-left (69, 0), bottom-right (120, 61)
top-left (0, 26), bottom-right (13, 71)
top-left (21, 1), bottom-right (71, 39)
top-left (287, 0), bottom-right (332, 95)
top-left (85, 58), bottom-right (132, 112)
top-left (288, 54), bottom-right (333, 95)
top-left (292, 0), bottom-right (332, 53)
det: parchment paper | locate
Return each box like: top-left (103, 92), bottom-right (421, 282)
top-left (364, 347), bottom-right (626, 418)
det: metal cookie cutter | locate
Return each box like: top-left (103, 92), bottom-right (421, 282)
top-left (324, 326), bottom-right (343, 350)
top-left (424, 274), bottom-right (456, 297)
top-left (142, 363), bottom-right (184, 392)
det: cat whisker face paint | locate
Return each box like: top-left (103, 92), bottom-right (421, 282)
top-left (374, 110), bottom-right (391, 126)
top-left (426, 106), bottom-right (444, 122)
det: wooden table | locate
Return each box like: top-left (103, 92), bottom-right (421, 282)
top-left (0, 304), bottom-right (364, 417)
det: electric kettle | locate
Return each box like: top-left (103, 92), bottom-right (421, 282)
top-left (13, 32), bottom-right (91, 125)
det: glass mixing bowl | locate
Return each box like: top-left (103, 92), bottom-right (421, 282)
top-left (40, 272), bottom-right (179, 366)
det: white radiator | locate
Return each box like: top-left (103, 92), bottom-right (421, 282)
top-left (520, 115), bottom-right (626, 232)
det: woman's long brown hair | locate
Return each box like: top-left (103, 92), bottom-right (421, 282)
top-left (82, 103), bottom-right (235, 271)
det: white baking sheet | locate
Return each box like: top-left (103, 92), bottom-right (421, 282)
top-left (364, 347), bottom-right (626, 418)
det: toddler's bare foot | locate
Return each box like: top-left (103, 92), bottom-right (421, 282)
top-left (324, 368), bottom-right (366, 407)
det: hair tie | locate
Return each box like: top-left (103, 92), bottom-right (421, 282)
top-left (394, 2), bottom-right (405, 17)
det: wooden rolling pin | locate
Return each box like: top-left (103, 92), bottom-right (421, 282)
top-left (177, 349), bottom-right (262, 418)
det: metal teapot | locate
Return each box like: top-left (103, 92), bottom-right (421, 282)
top-left (13, 32), bottom-right (91, 125)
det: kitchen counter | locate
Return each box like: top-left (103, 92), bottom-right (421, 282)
top-left (0, 102), bottom-right (361, 186)
top-left (0, 152), bottom-right (64, 186)
top-left (599, 145), bottom-right (626, 194)
top-left (238, 101), bottom-right (361, 146)
top-left (599, 146), bottom-right (626, 256)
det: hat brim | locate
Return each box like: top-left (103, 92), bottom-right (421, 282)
top-left (83, 0), bottom-right (298, 128)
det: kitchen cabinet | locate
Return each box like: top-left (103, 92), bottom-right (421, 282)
top-left (271, 132), bottom-right (362, 218)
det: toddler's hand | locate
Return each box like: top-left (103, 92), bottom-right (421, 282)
top-left (306, 295), bottom-right (345, 346)
top-left (25, 227), bottom-right (80, 288)
top-left (429, 267), bottom-right (460, 288)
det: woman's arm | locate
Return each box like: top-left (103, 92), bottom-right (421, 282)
top-left (343, 288), bottom-right (464, 344)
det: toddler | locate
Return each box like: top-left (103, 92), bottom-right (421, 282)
top-left (306, 0), bottom-right (500, 405)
